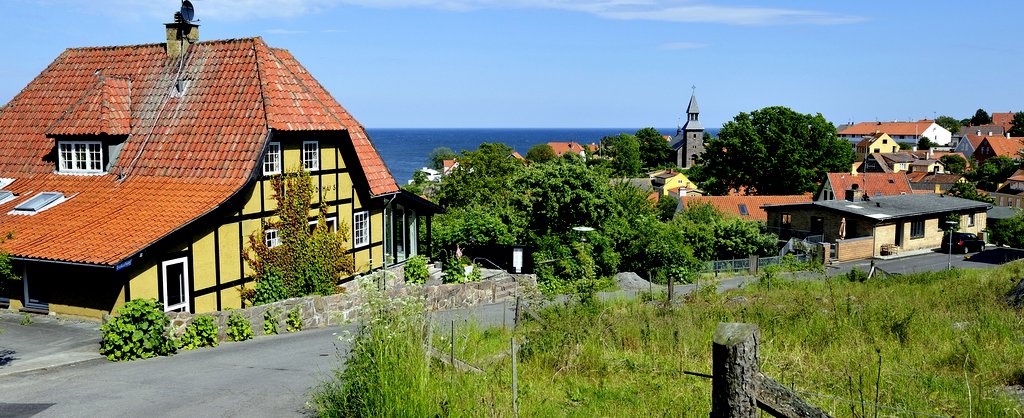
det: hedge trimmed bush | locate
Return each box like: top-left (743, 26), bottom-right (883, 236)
top-left (179, 316), bottom-right (219, 350)
top-left (100, 298), bottom-right (177, 361)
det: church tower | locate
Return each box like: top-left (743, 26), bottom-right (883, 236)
top-left (670, 89), bottom-right (705, 168)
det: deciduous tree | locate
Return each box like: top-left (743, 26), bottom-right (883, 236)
top-left (426, 146), bottom-right (458, 170)
top-left (940, 154), bottom-right (968, 174)
top-left (935, 115), bottom-right (962, 135)
top-left (604, 133), bottom-right (643, 177)
top-left (525, 143), bottom-right (556, 163)
top-left (635, 127), bottom-right (672, 169)
top-left (1009, 112), bottom-right (1024, 138)
top-left (970, 108), bottom-right (992, 126)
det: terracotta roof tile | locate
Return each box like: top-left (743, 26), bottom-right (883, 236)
top-left (981, 136), bottom-right (1024, 159)
top-left (680, 194), bottom-right (812, 222)
top-left (826, 173), bottom-right (913, 197)
top-left (548, 141), bottom-right (585, 156)
top-left (839, 120), bottom-right (935, 137)
top-left (0, 37), bottom-right (398, 265)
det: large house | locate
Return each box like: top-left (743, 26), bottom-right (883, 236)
top-left (973, 135), bottom-right (1023, 165)
top-left (839, 120), bottom-right (952, 146)
top-left (764, 194), bottom-right (989, 261)
top-left (0, 16), bottom-right (436, 318)
top-left (854, 132), bottom-right (899, 160)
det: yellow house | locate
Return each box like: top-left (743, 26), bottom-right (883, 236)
top-left (0, 18), bottom-right (436, 319)
top-left (650, 170), bottom-right (698, 195)
top-left (855, 132), bottom-right (899, 160)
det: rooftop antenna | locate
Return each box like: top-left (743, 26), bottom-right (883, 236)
top-left (180, 1), bottom-right (195, 23)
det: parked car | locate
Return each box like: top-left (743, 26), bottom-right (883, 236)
top-left (940, 232), bottom-right (985, 254)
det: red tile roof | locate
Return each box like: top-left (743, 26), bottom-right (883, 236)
top-left (839, 120), bottom-right (935, 137)
top-left (981, 136), bottom-right (1024, 159)
top-left (680, 195), bottom-right (812, 222)
top-left (825, 173), bottom-right (913, 198)
top-left (548, 141), bottom-right (585, 156)
top-left (992, 112), bottom-right (1017, 131)
top-left (0, 37), bottom-right (397, 266)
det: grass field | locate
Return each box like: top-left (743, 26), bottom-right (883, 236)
top-left (312, 263), bottom-right (1024, 417)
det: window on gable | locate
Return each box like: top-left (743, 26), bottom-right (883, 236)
top-left (353, 210), bottom-right (369, 248)
top-left (58, 141), bottom-right (104, 174)
top-left (264, 229), bottom-right (280, 248)
top-left (303, 141), bottom-right (319, 171)
top-left (263, 142), bottom-right (282, 176)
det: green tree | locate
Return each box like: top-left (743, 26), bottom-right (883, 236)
top-left (1008, 112), bottom-right (1024, 138)
top-left (898, 142), bottom-right (913, 150)
top-left (244, 168), bottom-right (355, 303)
top-left (968, 156), bottom-right (1018, 191)
top-left (604, 133), bottom-right (643, 177)
top-left (656, 195), bottom-right (677, 221)
top-left (426, 147), bottom-right (458, 170)
top-left (434, 143), bottom-right (525, 209)
top-left (402, 170), bottom-right (430, 196)
top-left (970, 108), bottom-right (992, 126)
top-left (635, 127), bottom-right (672, 169)
top-left (691, 106), bottom-right (853, 195)
top-left (935, 115), bottom-right (962, 135)
top-left (917, 136), bottom-right (933, 150)
top-left (990, 213), bottom-right (1024, 248)
top-left (525, 143), bottom-right (556, 163)
top-left (940, 154), bottom-right (968, 174)
top-left (946, 182), bottom-right (995, 204)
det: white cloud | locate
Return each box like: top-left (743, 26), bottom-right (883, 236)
top-left (658, 41), bottom-right (707, 50)
top-left (42, 0), bottom-right (864, 25)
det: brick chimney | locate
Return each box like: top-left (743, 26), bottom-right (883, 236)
top-left (845, 183), bottom-right (864, 201)
top-left (165, 12), bottom-right (199, 59)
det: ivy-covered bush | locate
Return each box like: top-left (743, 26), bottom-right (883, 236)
top-left (264, 308), bottom-right (281, 335)
top-left (252, 268), bottom-right (288, 306)
top-left (287, 308), bottom-right (304, 333)
top-left (100, 298), bottom-right (177, 361)
top-left (404, 255), bottom-right (430, 284)
top-left (179, 316), bottom-right (219, 350)
top-left (226, 311), bottom-right (254, 341)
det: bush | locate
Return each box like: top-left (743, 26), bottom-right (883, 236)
top-left (226, 312), bottom-right (253, 341)
top-left (287, 308), bottom-right (304, 333)
top-left (264, 308), bottom-right (281, 335)
top-left (179, 316), bottom-right (219, 350)
top-left (441, 256), bottom-right (480, 284)
top-left (100, 298), bottom-right (177, 361)
top-left (404, 255), bottom-right (430, 284)
top-left (253, 268), bottom-right (289, 306)
top-left (846, 267), bottom-right (869, 283)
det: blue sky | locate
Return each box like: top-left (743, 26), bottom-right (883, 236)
top-left (1, 1), bottom-right (1021, 128)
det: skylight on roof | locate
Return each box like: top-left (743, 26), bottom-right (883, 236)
top-left (11, 192), bottom-right (64, 215)
top-left (0, 191), bottom-right (13, 205)
top-left (738, 204), bottom-right (749, 216)
top-left (0, 178), bottom-right (13, 189)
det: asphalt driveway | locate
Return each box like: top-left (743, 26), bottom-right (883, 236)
top-left (0, 312), bottom-right (101, 377)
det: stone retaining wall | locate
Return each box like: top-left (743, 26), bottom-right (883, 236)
top-left (167, 273), bottom-right (536, 341)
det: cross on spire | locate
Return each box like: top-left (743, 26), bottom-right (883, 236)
top-left (691, 85), bottom-right (696, 94)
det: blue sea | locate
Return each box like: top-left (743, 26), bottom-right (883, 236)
top-left (367, 128), bottom-right (719, 184)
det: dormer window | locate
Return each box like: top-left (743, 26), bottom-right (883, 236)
top-left (58, 141), bottom-right (104, 174)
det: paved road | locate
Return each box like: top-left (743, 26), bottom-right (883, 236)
top-left (0, 325), bottom-right (355, 417)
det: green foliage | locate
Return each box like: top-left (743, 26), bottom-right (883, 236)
top-left (264, 308), bottom-right (281, 335)
top-left (969, 108), bottom-right (992, 126)
top-left (179, 316), bottom-right (219, 350)
top-left (435, 143), bottom-right (525, 209)
top-left (846, 267), bottom-right (869, 283)
top-left (19, 313), bottom-right (32, 326)
top-left (635, 127), bottom-right (672, 169)
top-left (402, 170), bottom-right (431, 196)
top-left (691, 106), bottom-right (853, 195)
top-left (252, 267), bottom-right (288, 306)
top-left (946, 181), bottom-right (995, 203)
top-left (431, 204), bottom-right (521, 251)
top-left (426, 146), bottom-right (457, 170)
top-left (898, 142), bottom-right (913, 151)
top-left (225, 311), bottom-right (253, 342)
top-left (967, 156), bottom-right (1019, 191)
top-left (989, 213), bottom-right (1024, 248)
top-left (525, 143), bottom-right (557, 163)
top-left (244, 168), bottom-right (354, 303)
top-left (935, 115), bottom-right (962, 135)
top-left (1010, 112), bottom-right (1024, 138)
top-left (287, 308), bottom-right (304, 333)
top-left (100, 298), bottom-right (177, 361)
top-left (655, 194), bottom-right (677, 221)
top-left (917, 136), bottom-right (933, 150)
top-left (403, 255), bottom-right (430, 284)
top-left (939, 154), bottom-right (968, 174)
top-left (604, 133), bottom-right (643, 176)
top-left (441, 256), bottom-right (480, 284)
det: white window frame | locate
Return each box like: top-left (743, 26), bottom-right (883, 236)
top-left (353, 211), bottom-right (369, 248)
top-left (967, 213), bottom-right (976, 227)
top-left (265, 229), bottom-right (281, 248)
top-left (58, 141), bottom-right (104, 174)
top-left (263, 142), bottom-right (282, 176)
top-left (308, 216), bottom-right (338, 233)
top-left (302, 141), bottom-right (319, 171)
top-left (161, 257), bottom-right (190, 313)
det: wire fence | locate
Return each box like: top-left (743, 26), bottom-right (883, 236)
top-left (700, 253), bottom-right (813, 274)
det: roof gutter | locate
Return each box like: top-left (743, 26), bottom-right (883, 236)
top-left (11, 256), bottom-right (116, 270)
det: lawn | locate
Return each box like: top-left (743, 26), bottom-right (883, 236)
top-left (312, 263), bottom-right (1024, 417)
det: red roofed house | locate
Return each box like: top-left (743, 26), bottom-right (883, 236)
top-left (678, 195), bottom-right (812, 223)
top-left (0, 16), bottom-right (436, 318)
top-left (817, 172), bottom-right (913, 201)
top-left (839, 120), bottom-right (952, 146)
top-left (992, 112), bottom-right (1019, 132)
top-left (973, 136), bottom-right (1024, 165)
top-left (992, 170), bottom-right (1024, 208)
top-left (547, 141), bottom-right (587, 158)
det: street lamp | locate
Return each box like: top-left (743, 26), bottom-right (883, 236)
top-left (944, 220), bottom-right (958, 270)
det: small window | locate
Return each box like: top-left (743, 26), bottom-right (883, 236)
top-left (967, 213), bottom-right (976, 227)
top-left (264, 229), bottom-right (280, 248)
top-left (12, 192), bottom-right (64, 214)
top-left (353, 211), bottom-right (369, 248)
top-left (58, 141), bottom-right (104, 174)
top-left (263, 142), bottom-right (282, 175)
top-left (910, 220), bottom-right (925, 239)
top-left (309, 216), bottom-right (339, 233)
top-left (882, 139), bottom-right (888, 144)
top-left (302, 141), bottom-right (319, 171)
top-left (738, 204), bottom-right (749, 216)
top-left (781, 213), bottom-right (792, 226)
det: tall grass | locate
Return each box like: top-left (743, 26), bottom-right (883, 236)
top-left (313, 263), bottom-right (1024, 417)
